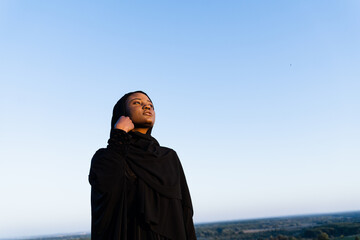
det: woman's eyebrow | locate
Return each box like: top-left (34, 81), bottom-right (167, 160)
top-left (129, 98), bottom-right (152, 103)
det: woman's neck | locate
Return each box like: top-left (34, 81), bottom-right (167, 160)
top-left (131, 128), bottom-right (149, 134)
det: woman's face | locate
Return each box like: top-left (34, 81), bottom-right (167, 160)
top-left (126, 92), bottom-right (155, 128)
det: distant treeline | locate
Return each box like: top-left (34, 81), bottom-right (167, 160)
top-left (20, 211), bottom-right (360, 240)
top-left (195, 211), bottom-right (360, 240)
top-left (303, 222), bottom-right (360, 239)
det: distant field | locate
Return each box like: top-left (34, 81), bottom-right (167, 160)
top-left (14, 211), bottom-right (360, 240)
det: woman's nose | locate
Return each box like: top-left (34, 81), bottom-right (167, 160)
top-left (143, 104), bottom-right (151, 110)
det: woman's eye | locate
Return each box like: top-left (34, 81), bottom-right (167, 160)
top-left (133, 101), bottom-right (141, 105)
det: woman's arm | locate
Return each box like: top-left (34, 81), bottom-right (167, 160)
top-left (89, 129), bottom-right (130, 192)
top-left (88, 128), bottom-right (131, 239)
top-left (89, 115), bottom-right (134, 191)
top-left (178, 159), bottom-right (197, 240)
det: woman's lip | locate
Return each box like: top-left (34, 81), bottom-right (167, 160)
top-left (143, 111), bottom-right (152, 116)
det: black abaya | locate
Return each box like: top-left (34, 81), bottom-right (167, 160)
top-left (89, 129), bottom-right (196, 240)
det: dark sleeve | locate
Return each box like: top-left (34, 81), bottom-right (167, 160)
top-left (179, 160), bottom-right (197, 240)
top-left (89, 129), bottom-right (129, 191)
top-left (88, 129), bottom-right (130, 240)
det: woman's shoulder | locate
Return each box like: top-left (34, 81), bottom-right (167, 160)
top-left (158, 145), bottom-right (175, 152)
top-left (90, 147), bottom-right (126, 169)
top-left (157, 145), bottom-right (182, 164)
top-left (91, 147), bottom-right (115, 161)
top-left (154, 141), bottom-right (176, 152)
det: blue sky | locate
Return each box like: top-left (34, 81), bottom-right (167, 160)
top-left (0, 0), bottom-right (359, 238)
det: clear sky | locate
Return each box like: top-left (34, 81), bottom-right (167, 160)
top-left (0, 0), bottom-right (359, 238)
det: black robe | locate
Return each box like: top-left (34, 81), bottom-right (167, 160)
top-left (89, 129), bottom-right (196, 240)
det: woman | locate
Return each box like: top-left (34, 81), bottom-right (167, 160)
top-left (89, 91), bottom-right (197, 240)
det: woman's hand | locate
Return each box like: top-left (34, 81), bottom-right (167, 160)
top-left (114, 116), bottom-right (134, 133)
